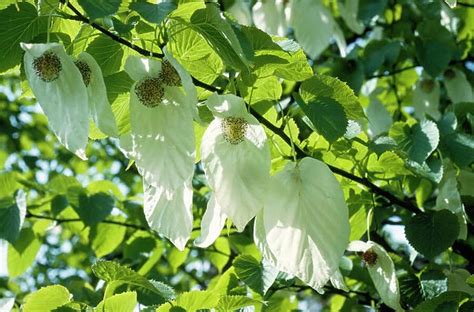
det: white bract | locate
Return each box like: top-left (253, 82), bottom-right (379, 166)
top-left (252, 0), bottom-right (289, 37)
top-left (289, 0), bottom-right (347, 59)
top-left (338, 0), bottom-right (365, 34)
top-left (413, 75), bottom-right (441, 120)
top-left (227, 0), bottom-right (252, 26)
top-left (121, 49), bottom-right (197, 250)
top-left (195, 94), bottom-right (270, 247)
top-left (75, 52), bottom-right (118, 138)
top-left (21, 42), bottom-right (89, 159)
top-left (254, 157), bottom-right (350, 291)
top-left (347, 240), bottom-right (404, 311)
top-left (443, 68), bottom-right (474, 104)
top-left (434, 161), bottom-right (467, 239)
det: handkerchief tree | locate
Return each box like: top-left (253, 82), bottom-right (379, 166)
top-left (0, 0), bottom-right (473, 311)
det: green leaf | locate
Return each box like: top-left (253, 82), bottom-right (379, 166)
top-left (51, 194), bottom-right (69, 216)
top-left (0, 172), bottom-right (20, 198)
top-left (130, 0), bottom-right (177, 24)
top-left (90, 218), bottom-right (127, 258)
top-left (175, 291), bottom-right (220, 310)
top-left (0, 190), bottom-right (26, 243)
top-left (405, 210), bottom-right (459, 259)
top-left (238, 75), bottom-right (282, 106)
top-left (399, 273), bottom-right (423, 307)
top-left (233, 255), bottom-right (277, 295)
top-left (168, 25), bottom-right (224, 84)
top-left (205, 237), bottom-right (230, 273)
top-left (420, 270), bottom-right (448, 300)
top-left (23, 285), bottom-right (70, 312)
top-left (77, 0), bottom-right (121, 20)
top-left (447, 269), bottom-right (474, 296)
top-left (172, 4), bottom-right (249, 72)
top-left (390, 120), bottom-right (440, 164)
top-left (86, 35), bottom-right (124, 76)
top-left (168, 247), bottom-right (190, 273)
top-left (299, 75), bottom-right (366, 122)
top-left (413, 291), bottom-right (470, 312)
top-left (104, 71), bottom-right (133, 135)
top-left (358, 0), bottom-right (388, 22)
top-left (8, 227), bottom-right (42, 277)
top-left (362, 39), bottom-right (401, 76)
top-left (415, 21), bottom-right (457, 77)
top-left (440, 133), bottom-right (474, 168)
top-left (216, 295), bottom-right (261, 311)
top-left (75, 192), bottom-right (114, 227)
top-left (48, 174), bottom-right (81, 194)
top-left (95, 291), bottom-right (137, 312)
top-left (299, 96), bottom-right (348, 143)
top-left (240, 26), bottom-right (312, 81)
top-left (0, 3), bottom-right (48, 73)
top-left (92, 261), bottom-right (175, 300)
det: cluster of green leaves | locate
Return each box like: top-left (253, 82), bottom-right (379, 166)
top-left (0, 0), bottom-right (473, 311)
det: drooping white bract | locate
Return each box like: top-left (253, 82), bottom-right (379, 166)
top-left (21, 42), bottom-right (89, 160)
top-left (252, 0), bottom-right (289, 37)
top-left (75, 52), bottom-right (118, 138)
top-left (289, 0), bottom-right (347, 59)
top-left (443, 68), bottom-right (474, 104)
top-left (413, 75), bottom-right (441, 120)
top-left (338, 0), bottom-right (365, 35)
top-left (254, 157), bottom-right (350, 291)
top-left (195, 94), bottom-right (270, 247)
top-left (121, 49), bottom-right (196, 250)
top-left (347, 240), bottom-right (404, 311)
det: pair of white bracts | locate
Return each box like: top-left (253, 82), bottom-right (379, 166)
top-left (21, 43), bottom-right (119, 159)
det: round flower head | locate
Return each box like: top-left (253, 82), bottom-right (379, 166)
top-left (347, 240), bottom-right (403, 311)
top-left (195, 94), bottom-right (270, 247)
top-left (253, 157), bottom-right (350, 291)
top-left (121, 48), bottom-right (197, 250)
top-left (75, 52), bottom-right (118, 138)
top-left (21, 43), bottom-right (89, 159)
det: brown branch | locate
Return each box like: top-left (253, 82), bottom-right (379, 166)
top-left (58, 0), bottom-right (221, 93)
top-left (26, 211), bottom-right (148, 231)
top-left (457, 2), bottom-right (474, 8)
top-left (59, 0), bottom-right (438, 220)
top-left (59, 0), bottom-right (164, 58)
top-left (367, 65), bottom-right (418, 79)
top-left (249, 107), bottom-right (420, 214)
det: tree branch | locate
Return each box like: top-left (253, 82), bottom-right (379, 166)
top-left (59, 0), bottom-right (222, 93)
top-left (457, 2), bottom-right (474, 8)
top-left (26, 211), bottom-right (149, 231)
top-left (249, 107), bottom-right (420, 214)
top-left (59, 0), bottom-right (419, 215)
top-left (367, 64), bottom-right (417, 79)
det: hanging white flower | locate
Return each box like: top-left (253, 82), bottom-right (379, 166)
top-left (347, 240), bottom-right (404, 311)
top-left (21, 42), bottom-right (89, 159)
top-left (289, 0), bottom-right (347, 59)
top-left (413, 75), bottom-right (441, 120)
top-left (227, 0), bottom-right (252, 26)
top-left (338, 0), bottom-right (365, 35)
top-left (74, 52), bottom-right (118, 138)
top-left (252, 0), bottom-right (289, 37)
top-left (121, 48), bottom-right (197, 250)
top-left (443, 68), bottom-right (474, 104)
top-left (254, 157), bottom-right (350, 291)
top-left (195, 94), bottom-right (270, 247)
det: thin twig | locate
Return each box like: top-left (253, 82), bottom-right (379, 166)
top-left (60, 0), bottom-right (428, 216)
